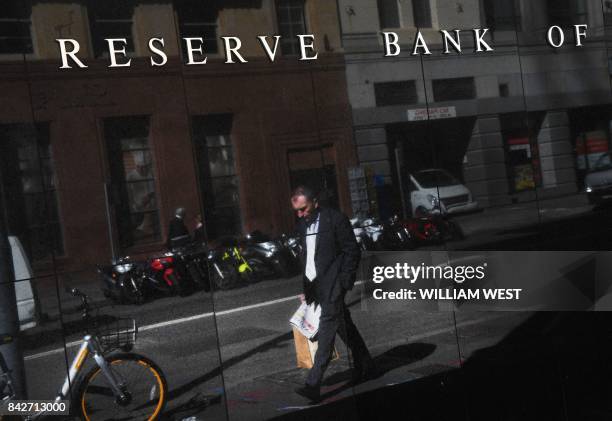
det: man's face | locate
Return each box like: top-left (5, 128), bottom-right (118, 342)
top-left (291, 195), bottom-right (317, 220)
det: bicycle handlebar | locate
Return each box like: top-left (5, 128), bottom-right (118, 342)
top-left (66, 287), bottom-right (91, 320)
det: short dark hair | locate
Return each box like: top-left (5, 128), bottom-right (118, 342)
top-left (291, 185), bottom-right (318, 202)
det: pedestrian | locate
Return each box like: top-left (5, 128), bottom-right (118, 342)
top-left (291, 185), bottom-right (375, 402)
top-left (193, 213), bottom-right (206, 244)
top-left (166, 207), bottom-right (189, 249)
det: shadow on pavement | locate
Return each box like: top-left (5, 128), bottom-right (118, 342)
top-left (323, 343), bottom-right (437, 389)
top-left (268, 312), bottom-right (612, 421)
top-left (160, 391), bottom-right (223, 421)
top-left (166, 331), bottom-right (294, 401)
top-left (318, 342), bottom-right (437, 402)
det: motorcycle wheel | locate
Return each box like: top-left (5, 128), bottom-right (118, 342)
top-left (371, 238), bottom-right (385, 251)
top-left (241, 259), bottom-right (264, 284)
top-left (272, 257), bottom-right (292, 279)
top-left (120, 277), bottom-right (145, 305)
top-left (362, 236), bottom-right (375, 251)
top-left (399, 228), bottom-right (416, 250)
top-left (168, 272), bottom-right (187, 296)
top-left (187, 263), bottom-right (207, 290)
top-left (211, 263), bottom-right (238, 290)
top-left (448, 220), bottom-right (465, 241)
top-left (245, 270), bottom-right (262, 284)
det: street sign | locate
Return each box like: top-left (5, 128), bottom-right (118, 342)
top-left (407, 106), bottom-right (457, 121)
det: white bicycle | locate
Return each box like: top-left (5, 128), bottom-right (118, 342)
top-left (1, 288), bottom-right (167, 420)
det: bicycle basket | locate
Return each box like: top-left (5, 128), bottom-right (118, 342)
top-left (95, 317), bottom-right (137, 352)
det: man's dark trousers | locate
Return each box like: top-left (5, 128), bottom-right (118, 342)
top-left (305, 278), bottom-right (372, 388)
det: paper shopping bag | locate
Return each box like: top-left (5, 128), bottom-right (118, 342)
top-left (292, 327), bottom-right (339, 369)
top-left (292, 327), bottom-right (314, 368)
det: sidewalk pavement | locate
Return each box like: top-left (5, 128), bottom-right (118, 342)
top-left (454, 192), bottom-right (592, 237)
top-left (183, 311), bottom-right (612, 421)
top-left (203, 346), bottom-right (458, 421)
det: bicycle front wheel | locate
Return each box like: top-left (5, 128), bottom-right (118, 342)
top-left (77, 353), bottom-right (167, 421)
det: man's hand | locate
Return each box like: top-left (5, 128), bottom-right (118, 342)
top-left (336, 214), bottom-right (361, 290)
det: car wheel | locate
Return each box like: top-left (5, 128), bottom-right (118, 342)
top-left (415, 206), bottom-right (429, 218)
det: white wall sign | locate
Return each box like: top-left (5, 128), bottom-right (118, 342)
top-left (407, 106), bottom-right (457, 121)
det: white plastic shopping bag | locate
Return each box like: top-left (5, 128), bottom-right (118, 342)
top-left (289, 301), bottom-right (321, 339)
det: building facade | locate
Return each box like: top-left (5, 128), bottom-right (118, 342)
top-left (0, 0), bottom-right (356, 273)
top-left (338, 0), bottom-right (612, 218)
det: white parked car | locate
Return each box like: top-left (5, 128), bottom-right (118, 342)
top-left (409, 169), bottom-right (478, 217)
top-left (8, 236), bottom-right (39, 331)
top-left (584, 152), bottom-right (612, 204)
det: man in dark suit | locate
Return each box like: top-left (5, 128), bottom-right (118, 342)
top-left (166, 207), bottom-right (189, 249)
top-left (291, 186), bottom-right (374, 402)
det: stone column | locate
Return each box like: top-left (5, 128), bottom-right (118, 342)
top-left (536, 110), bottom-right (577, 197)
top-left (463, 115), bottom-right (511, 208)
top-left (355, 127), bottom-right (392, 183)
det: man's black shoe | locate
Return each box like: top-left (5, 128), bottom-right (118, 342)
top-left (295, 385), bottom-right (321, 402)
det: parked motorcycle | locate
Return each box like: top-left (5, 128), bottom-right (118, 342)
top-left (437, 216), bottom-right (464, 241)
top-left (404, 214), bottom-right (463, 244)
top-left (214, 236), bottom-right (262, 286)
top-left (147, 252), bottom-right (187, 296)
top-left (362, 218), bottom-right (385, 250)
top-left (242, 231), bottom-right (299, 279)
top-left (280, 233), bottom-right (302, 263)
top-left (169, 238), bottom-right (212, 292)
top-left (205, 246), bottom-right (240, 290)
top-left (380, 215), bottom-right (415, 250)
top-left (350, 217), bottom-right (387, 251)
top-left (98, 256), bottom-right (147, 305)
top-left (351, 218), bottom-right (372, 251)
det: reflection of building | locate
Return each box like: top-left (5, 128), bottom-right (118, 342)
top-left (0, 1), bottom-right (356, 271)
top-left (339, 0), bottom-right (612, 216)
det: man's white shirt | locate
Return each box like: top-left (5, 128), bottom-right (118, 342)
top-left (305, 213), bottom-right (320, 282)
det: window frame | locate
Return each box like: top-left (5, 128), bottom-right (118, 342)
top-left (88, 1), bottom-right (136, 58)
top-left (482, 0), bottom-right (521, 31)
top-left (432, 77), bottom-right (477, 102)
top-left (377, 0), bottom-right (401, 29)
top-left (0, 4), bottom-right (35, 58)
top-left (0, 123), bottom-right (64, 262)
top-left (175, 0), bottom-right (220, 57)
top-left (275, 0), bottom-right (308, 56)
top-left (411, 0), bottom-right (432, 29)
top-left (103, 116), bottom-right (162, 249)
top-left (374, 80), bottom-right (418, 107)
top-left (546, 0), bottom-right (587, 27)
